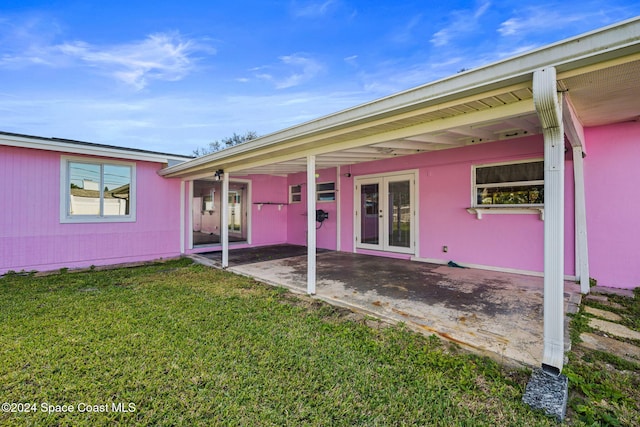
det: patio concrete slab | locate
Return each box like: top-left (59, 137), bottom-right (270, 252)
top-left (216, 248), bottom-right (581, 367)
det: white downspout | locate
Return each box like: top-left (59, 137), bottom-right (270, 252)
top-left (307, 155), bottom-right (317, 295)
top-left (533, 67), bottom-right (565, 374)
top-left (221, 172), bottom-right (229, 268)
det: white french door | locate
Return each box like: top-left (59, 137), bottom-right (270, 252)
top-left (355, 172), bottom-right (415, 254)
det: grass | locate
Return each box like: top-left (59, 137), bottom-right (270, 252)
top-left (0, 259), bottom-right (611, 426)
top-left (564, 289), bottom-right (640, 426)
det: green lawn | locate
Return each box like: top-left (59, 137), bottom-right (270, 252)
top-left (564, 288), bottom-right (640, 426)
top-left (0, 259), bottom-right (624, 426)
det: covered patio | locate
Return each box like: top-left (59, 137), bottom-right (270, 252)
top-left (192, 245), bottom-right (582, 367)
top-left (160, 20), bottom-right (640, 381)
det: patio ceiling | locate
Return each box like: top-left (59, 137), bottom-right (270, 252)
top-left (229, 85), bottom-right (540, 175)
top-left (160, 19), bottom-right (640, 180)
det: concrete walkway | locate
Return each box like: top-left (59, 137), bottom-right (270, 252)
top-left (192, 245), bottom-right (582, 367)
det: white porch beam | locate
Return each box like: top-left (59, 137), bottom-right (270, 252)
top-left (562, 96), bottom-right (586, 151)
top-left (224, 99), bottom-right (535, 173)
top-left (447, 126), bottom-right (497, 141)
top-left (534, 67), bottom-right (565, 374)
top-left (307, 155), bottom-right (317, 295)
top-left (505, 117), bottom-right (540, 134)
top-left (221, 173), bottom-right (229, 268)
top-left (372, 140), bottom-right (440, 150)
top-left (404, 134), bottom-right (462, 145)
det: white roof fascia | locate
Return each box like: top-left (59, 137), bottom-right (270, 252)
top-left (1, 133), bottom-right (192, 164)
top-left (160, 17), bottom-right (640, 177)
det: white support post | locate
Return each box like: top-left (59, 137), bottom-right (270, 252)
top-left (307, 155), bottom-right (317, 295)
top-left (534, 67), bottom-right (565, 374)
top-left (221, 173), bottom-right (229, 268)
top-left (180, 180), bottom-right (185, 254)
top-left (573, 146), bottom-right (590, 294)
top-left (187, 181), bottom-right (194, 250)
top-left (336, 165), bottom-right (341, 252)
top-left (563, 95), bottom-right (590, 295)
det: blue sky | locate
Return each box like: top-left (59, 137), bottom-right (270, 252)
top-left (1, 1), bottom-right (639, 155)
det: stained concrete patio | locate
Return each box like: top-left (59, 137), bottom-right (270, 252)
top-left (192, 244), bottom-right (582, 367)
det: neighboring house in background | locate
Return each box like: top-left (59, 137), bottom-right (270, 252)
top-left (1, 17), bottom-right (639, 374)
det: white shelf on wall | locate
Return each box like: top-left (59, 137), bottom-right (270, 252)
top-left (466, 207), bottom-right (545, 220)
top-left (254, 202), bottom-right (288, 211)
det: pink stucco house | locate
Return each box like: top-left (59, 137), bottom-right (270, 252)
top-left (0, 133), bottom-right (192, 273)
top-left (1, 18), bottom-right (639, 374)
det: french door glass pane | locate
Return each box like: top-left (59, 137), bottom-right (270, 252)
top-left (228, 190), bottom-right (242, 233)
top-left (360, 183), bottom-right (379, 245)
top-left (388, 180), bottom-right (411, 248)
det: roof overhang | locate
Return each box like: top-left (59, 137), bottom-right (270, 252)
top-left (160, 17), bottom-right (640, 179)
top-left (0, 132), bottom-right (193, 164)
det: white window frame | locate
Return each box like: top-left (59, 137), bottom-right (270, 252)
top-left (289, 184), bottom-right (302, 204)
top-left (60, 156), bottom-right (136, 223)
top-left (472, 159), bottom-right (544, 208)
top-left (316, 181), bottom-right (336, 202)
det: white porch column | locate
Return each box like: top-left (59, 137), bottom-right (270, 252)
top-left (572, 146), bottom-right (590, 294)
top-left (180, 180), bottom-right (185, 254)
top-left (534, 67), bottom-right (565, 373)
top-left (563, 95), bottom-right (590, 295)
top-left (221, 172), bottom-right (229, 268)
top-left (187, 181), bottom-right (194, 250)
top-left (307, 155), bottom-right (317, 295)
top-left (336, 165), bottom-right (341, 252)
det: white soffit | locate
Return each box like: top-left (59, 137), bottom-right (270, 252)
top-left (559, 59), bottom-right (640, 126)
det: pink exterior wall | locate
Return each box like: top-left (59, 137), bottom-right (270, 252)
top-left (585, 121), bottom-right (640, 289)
top-left (249, 174), bottom-right (290, 246)
top-left (184, 174), bottom-right (289, 254)
top-left (0, 145), bottom-right (183, 274)
top-left (287, 168), bottom-right (338, 250)
top-left (337, 135), bottom-right (576, 276)
top-left (7, 122), bottom-right (636, 289)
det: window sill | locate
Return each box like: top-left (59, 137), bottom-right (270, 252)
top-left (60, 216), bottom-right (136, 224)
top-left (466, 207), bottom-right (544, 220)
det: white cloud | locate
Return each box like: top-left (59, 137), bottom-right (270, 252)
top-left (498, 6), bottom-right (614, 37)
top-left (430, 0), bottom-right (492, 47)
top-left (344, 55), bottom-right (358, 67)
top-left (291, 0), bottom-right (337, 18)
top-left (0, 18), bottom-right (214, 90)
top-left (0, 88), bottom-right (372, 154)
top-left (0, 13), bottom-right (66, 67)
top-left (391, 14), bottom-right (423, 44)
top-left (254, 53), bottom-right (324, 89)
top-left (56, 32), bottom-right (214, 90)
